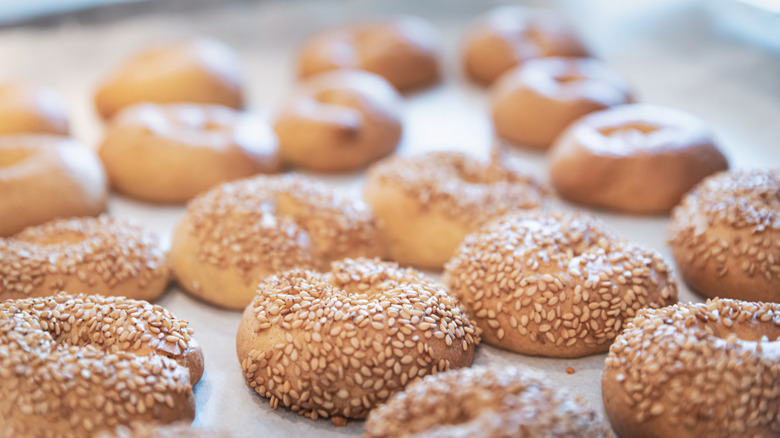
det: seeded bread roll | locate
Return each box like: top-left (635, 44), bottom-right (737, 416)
top-left (170, 174), bottom-right (383, 310)
top-left (0, 216), bottom-right (170, 301)
top-left (236, 258), bottom-right (480, 423)
top-left (0, 135), bottom-right (108, 237)
top-left (550, 104), bottom-right (729, 214)
top-left (0, 293), bottom-right (204, 438)
top-left (669, 169), bottom-right (779, 302)
top-left (95, 38), bottom-right (243, 120)
top-left (366, 365), bottom-right (614, 438)
top-left (444, 211), bottom-right (678, 357)
top-left (0, 82), bottom-right (69, 135)
top-left (297, 16), bottom-right (440, 92)
top-left (364, 148), bottom-right (545, 269)
top-left (274, 70), bottom-right (402, 172)
top-left (491, 57), bottom-right (633, 150)
top-left (603, 298), bottom-right (780, 438)
top-left (100, 103), bottom-right (279, 203)
top-left (462, 6), bottom-right (590, 85)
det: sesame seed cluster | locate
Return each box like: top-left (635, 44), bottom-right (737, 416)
top-left (0, 216), bottom-right (169, 300)
top-left (364, 365), bottom-right (613, 438)
top-left (669, 169), bottom-right (780, 301)
top-left (0, 293), bottom-right (204, 438)
top-left (182, 174), bottom-right (381, 276)
top-left (236, 258), bottom-right (480, 422)
top-left (365, 149), bottom-right (545, 227)
top-left (603, 298), bottom-right (780, 437)
top-left (445, 211), bottom-right (678, 357)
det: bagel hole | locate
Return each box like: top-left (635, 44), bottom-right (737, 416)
top-left (0, 148), bottom-right (34, 167)
top-left (553, 74), bottom-right (584, 84)
top-left (598, 122), bottom-right (659, 137)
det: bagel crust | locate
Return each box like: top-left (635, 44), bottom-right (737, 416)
top-left (462, 6), bottom-right (590, 85)
top-left (364, 149), bottom-right (545, 269)
top-left (0, 135), bottom-right (108, 237)
top-left (669, 169), bottom-right (780, 302)
top-left (0, 216), bottom-right (170, 302)
top-left (170, 174), bottom-right (383, 309)
top-left (0, 82), bottom-right (69, 135)
top-left (100, 103), bottom-right (280, 203)
top-left (491, 57), bottom-right (633, 149)
top-left (0, 293), bottom-right (204, 438)
top-left (603, 298), bottom-right (780, 438)
top-left (365, 365), bottom-right (613, 438)
top-left (297, 16), bottom-right (440, 92)
top-left (550, 104), bottom-right (729, 213)
top-left (236, 258), bottom-right (480, 422)
top-left (95, 38), bottom-right (243, 119)
top-left (274, 70), bottom-right (402, 172)
top-left (444, 211), bottom-right (678, 357)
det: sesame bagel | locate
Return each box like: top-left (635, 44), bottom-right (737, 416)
top-left (95, 38), bottom-right (243, 120)
top-left (0, 216), bottom-right (169, 301)
top-left (364, 149), bottom-right (545, 269)
top-left (551, 104), bottom-right (729, 214)
top-left (297, 16), bottom-right (440, 92)
top-left (99, 103), bottom-right (279, 203)
top-left (274, 70), bottom-right (402, 172)
top-left (0, 293), bottom-right (204, 438)
top-left (444, 211), bottom-right (678, 357)
top-left (365, 365), bottom-right (612, 438)
top-left (462, 6), bottom-right (590, 85)
top-left (491, 57), bottom-right (633, 150)
top-left (0, 135), bottom-right (107, 237)
top-left (236, 258), bottom-right (479, 422)
top-left (669, 169), bottom-right (779, 302)
top-left (170, 174), bottom-right (383, 310)
top-left (0, 82), bottom-right (69, 135)
top-left (602, 298), bottom-right (780, 438)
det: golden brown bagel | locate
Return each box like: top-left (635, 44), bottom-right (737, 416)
top-left (274, 70), bottom-right (402, 172)
top-left (364, 148), bottom-right (545, 269)
top-left (669, 169), bottom-right (779, 302)
top-left (297, 16), bottom-right (440, 92)
top-left (603, 298), bottom-right (780, 438)
top-left (99, 103), bottom-right (279, 203)
top-left (365, 365), bottom-right (613, 437)
top-left (463, 6), bottom-right (590, 85)
top-left (550, 104), bottom-right (729, 214)
top-left (0, 135), bottom-right (107, 237)
top-left (170, 174), bottom-right (383, 310)
top-left (0, 216), bottom-right (170, 301)
top-left (95, 38), bottom-right (243, 120)
top-left (0, 82), bottom-right (68, 135)
top-left (0, 293), bottom-right (204, 438)
top-left (444, 211), bottom-right (678, 357)
top-left (236, 258), bottom-right (479, 422)
top-left (491, 57), bottom-right (633, 149)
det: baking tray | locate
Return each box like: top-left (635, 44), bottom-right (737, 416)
top-left (0, 0), bottom-right (779, 436)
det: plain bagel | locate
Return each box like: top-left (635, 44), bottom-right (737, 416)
top-left (274, 70), bottom-right (402, 172)
top-left (462, 6), bottom-right (590, 85)
top-left (99, 103), bottom-right (279, 203)
top-left (0, 135), bottom-right (107, 237)
top-left (95, 38), bottom-right (244, 120)
top-left (297, 16), bottom-right (440, 92)
top-left (550, 104), bottom-right (729, 213)
top-left (0, 81), bottom-right (69, 135)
